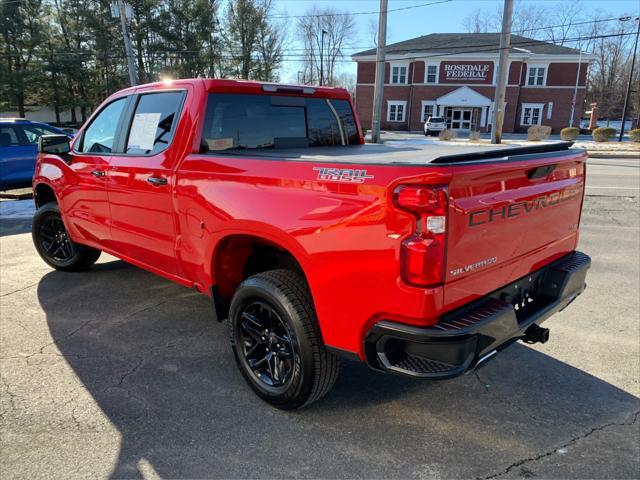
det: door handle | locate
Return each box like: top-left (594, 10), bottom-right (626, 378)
top-left (91, 170), bottom-right (106, 178)
top-left (147, 176), bottom-right (168, 186)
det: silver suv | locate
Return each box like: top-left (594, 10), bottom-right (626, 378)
top-left (424, 116), bottom-right (446, 136)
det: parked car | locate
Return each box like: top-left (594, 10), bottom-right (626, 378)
top-left (32, 79), bottom-right (590, 409)
top-left (0, 118), bottom-right (72, 190)
top-left (424, 116), bottom-right (446, 136)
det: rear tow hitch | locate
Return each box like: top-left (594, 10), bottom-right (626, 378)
top-left (523, 324), bottom-right (550, 344)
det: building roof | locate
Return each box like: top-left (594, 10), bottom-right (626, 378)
top-left (352, 33), bottom-right (582, 58)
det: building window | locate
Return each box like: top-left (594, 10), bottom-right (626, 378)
top-left (421, 101), bottom-right (436, 122)
top-left (425, 64), bottom-right (438, 84)
top-left (527, 65), bottom-right (546, 86)
top-left (521, 103), bottom-right (545, 126)
top-left (387, 101), bottom-right (407, 122)
top-left (390, 64), bottom-right (408, 84)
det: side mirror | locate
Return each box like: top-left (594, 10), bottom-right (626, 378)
top-left (38, 134), bottom-right (71, 154)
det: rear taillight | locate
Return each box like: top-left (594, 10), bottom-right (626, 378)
top-left (394, 185), bottom-right (448, 287)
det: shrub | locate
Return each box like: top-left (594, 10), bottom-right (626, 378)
top-left (592, 127), bottom-right (616, 142)
top-left (468, 130), bottom-right (482, 141)
top-left (560, 127), bottom-right (580, 141)
top-left (629, 128), bottom-right (640, 143)
top-left (527, 125), bottom-right (552, 141)
top-left (439, 129), bottom-right (457, 141)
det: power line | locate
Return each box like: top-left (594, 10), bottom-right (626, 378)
top-left (267, 0), bottom-right (451, 19)
top-left (8, 29), bottom-right (637, 61)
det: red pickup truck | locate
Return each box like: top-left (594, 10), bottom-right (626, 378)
top-left (33, 79), bottom-right (590, 409)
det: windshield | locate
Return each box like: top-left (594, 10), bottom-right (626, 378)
top-left (202, 93), bottom-right (359, 151)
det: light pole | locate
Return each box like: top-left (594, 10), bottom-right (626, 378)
top-left (320, 29), bottom-right (327, 86)
top-left (618, 17), bottom-right (639, 142)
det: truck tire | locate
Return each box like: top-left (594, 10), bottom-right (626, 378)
top-left (32, 202), bottom-right (101, 271)
top-left (229, 269), bottom-right (339, 409)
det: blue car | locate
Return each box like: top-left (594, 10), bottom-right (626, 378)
top-left (0, 119), bottom-right (73, 190)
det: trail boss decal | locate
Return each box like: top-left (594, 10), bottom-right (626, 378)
top-left (468, 187), bottom-right (582, 227)
top-left (313, 167), bottom-right (374, 184)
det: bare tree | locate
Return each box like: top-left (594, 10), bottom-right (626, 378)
top-left (542, 2), bottom-right (583, 45)
top-left (367, 18), bottom-right (378, 47)
top-left (296, 6), bottom-right (356, 86)
top-left (462, 8), bottom-right (492, 33)
top-left (333, 71), bottom-right (355, 95)
top-left (581, 15), bottom-right (636, 120)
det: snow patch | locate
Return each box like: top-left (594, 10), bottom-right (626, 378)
top-left (0, 200), bottom-right (36, 219)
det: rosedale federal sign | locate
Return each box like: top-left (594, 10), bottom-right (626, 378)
top-left (440, 61), bottom-right (494, 84)
top-left (444, 64), bottom-right (489, 80)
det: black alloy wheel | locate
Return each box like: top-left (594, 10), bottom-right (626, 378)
top-left (38, 216), bottom-right (75, 262)
top-left (32, 202), bottom-right (101, 271)
top-left (238, 300), bottom-right (296, 389)
top-left (229, 270), bottom-right (339, 409)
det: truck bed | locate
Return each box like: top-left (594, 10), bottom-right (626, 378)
top-left (210, 141), bottom-right (574, 165)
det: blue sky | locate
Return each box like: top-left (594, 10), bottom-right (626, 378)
top-left (274, 0), bottom-right (639, 82)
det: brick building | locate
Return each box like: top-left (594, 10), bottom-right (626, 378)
top-left (352, 33), bottom-right (594, 133)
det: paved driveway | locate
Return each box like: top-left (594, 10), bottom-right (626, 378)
top-left (0, 157), bottom-right (638, 479)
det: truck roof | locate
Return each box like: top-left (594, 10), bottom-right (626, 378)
top-left (209, 142), bottom-right (575, 166)
top-left (120, 78), bottom-right (352, 101)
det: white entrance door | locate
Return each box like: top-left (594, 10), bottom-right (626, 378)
top-left (450, 108), bottom-right (473, 129)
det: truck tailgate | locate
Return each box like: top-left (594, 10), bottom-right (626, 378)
top-left (443, 149), bottom-right (587, 310)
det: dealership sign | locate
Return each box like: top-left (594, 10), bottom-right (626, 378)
top-left (440, 62), bottom-right (493, 84)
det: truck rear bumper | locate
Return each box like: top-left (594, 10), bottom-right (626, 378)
top-left (364, 251), bottom-right (591, 379)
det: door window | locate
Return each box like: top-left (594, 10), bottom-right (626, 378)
top-left (125, 91), bottom-right (184, 155)
top-left (0, 126), bottom-right (20, 146)
top-left (79, 98), bottom-right (127, 153)
top-left (22, 125), bottom-right (64, 144)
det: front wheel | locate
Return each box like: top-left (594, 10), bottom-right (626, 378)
top-left (32, 202), bottom-right (101, 271)
top-left (229, 269), bottom-right (339, 409)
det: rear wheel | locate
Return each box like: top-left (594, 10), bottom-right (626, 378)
top-left (32, 202), bottom-right (101, 271)
top-left (229, 269), bottom-right (339, 409)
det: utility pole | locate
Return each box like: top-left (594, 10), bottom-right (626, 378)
top-left (320, 29), bottom-right (327, 86)
top-left (569, 39), bottom-right (583, 128)
top-left (371, 0), bottom-right (388, 144)
top-left (618, 17), bottom-right (639, 142)
top-left (490, 0), bottom-right (514, 144)
top-left (115, 0), bottom-right (137, 86)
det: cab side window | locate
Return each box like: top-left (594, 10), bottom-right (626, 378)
top-left (125, 91), bottom-right (184, 155)
top-left (79, 98), bottom-right (127, 153)
top-left (0, 126), bottom-right (20, 147)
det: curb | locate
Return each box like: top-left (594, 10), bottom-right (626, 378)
top-left (586, 152), bottom-right (640, 159)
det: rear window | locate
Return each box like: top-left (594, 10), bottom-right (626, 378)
top-left (202, 93), bottom-right (359, 151)
top-left (429, 117), bottom-right (444, 123)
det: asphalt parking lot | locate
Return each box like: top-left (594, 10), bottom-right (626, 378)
top-left (1, 156), bottom-right (639, 479)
